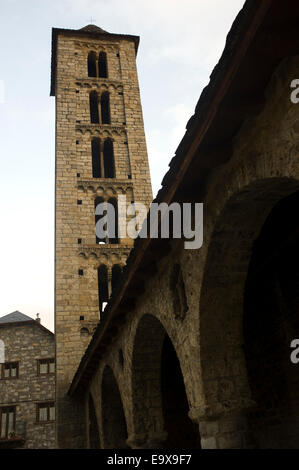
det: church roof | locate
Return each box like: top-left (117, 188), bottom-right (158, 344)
top-left (79, 24), bottom-right (108, 34)
top-left (0, 311), bottom-right (33, 324)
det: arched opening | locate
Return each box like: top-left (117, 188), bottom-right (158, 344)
top-left (107, 197), bottom-right (119, 244)
top-left (161, 334), bottom-right (200, 448)
top-left (101, 92), bottom-right (110, 124)
top-left (80, 327), bottom-right (89, 338)
top-left (132, 314), bottom-right (200, 448)
top-left (199, 177), bottom-right (299, 448)
top-left (88, 51), bottom-right (97, 77)
top-left (94, 197), bottom-right (106, 244)
top-left (99, 51), bottom-right (108, 78)
top-left (101, 366), bottom-right (128, 448)
top-left (103, 138), bottom-right (115, 178)
top-left (244, 190), bottom-right (299, 448)
top-left (91, 138), bottom-right (101, 178)
top-left (111, 264), bottom-right (122, 292)
top-left (97, 264), bottom-right (109, 315)
top-left (88, 394), bottom-right (100, 448)
top-left (90, 91), bottom-right (99, 123)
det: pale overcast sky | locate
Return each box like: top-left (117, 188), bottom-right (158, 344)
top-left (0, 0), bottom-right (244, 331)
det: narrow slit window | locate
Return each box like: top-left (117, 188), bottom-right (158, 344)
top-left (88, 51), bottom-right (97, 77)
top-left (108, 197), bottom-right (119, 244)
top-left (91, 138), bottom-right (101, 178)
top-left (98, 51), bottom-right (108, 78)
top-left (95, 197), bottom-right (106, 244)
top-left (112, 264), bottom-right (122, 292)
top-left (101, 92), bottom-right (110, 124)
top-left (103, 138), bottom-right (115, 178)
top-left (90, 91), bottom-right (99, 123)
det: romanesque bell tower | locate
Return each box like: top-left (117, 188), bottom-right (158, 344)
top-left (51, 24), bottom-right (152, 448)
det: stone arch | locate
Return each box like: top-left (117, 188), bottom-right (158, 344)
top-left (131, 314), bottom-right (200, 448)
top-left (101, 365), bottom-right (128, 449)
top-left (80, 327), bottom-right (89, 337)
top-left (87, 185), bottom-right (95, 194)
top-left (199, 177), bottom-right (299, 446)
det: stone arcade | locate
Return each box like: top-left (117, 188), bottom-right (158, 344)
top-left (54, 0), bottom-right (299, 449)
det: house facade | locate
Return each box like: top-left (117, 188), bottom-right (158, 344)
top-left (0, 311), bottom-right (55, 449)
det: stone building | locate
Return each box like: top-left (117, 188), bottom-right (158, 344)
top-left (53, 0), bottom-right (299, 449)
top-left (0, 311), bottom-right (55, 449)
top-left (51, 24), bottom-right (152, 447)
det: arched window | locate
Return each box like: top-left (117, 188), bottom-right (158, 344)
top-left (101, 92), bottom-right (110, 124)
top-left (103, 139), bottom-right (115, 178)
top-left (98, 265), bottom-right (109, 315)
top-left (107, 198), bottom-right (119, 244)
top-left (94, 197), bottom-right (105, 244)
top-left (92, 138), bottom-right (101, 178)
top-left (88, 51), bottom-right (97, 77)
top-left (80, 327), bottom-right (90, 338)
top-left (90, 91), bottom-right (99, 123)
top-left (112, 265), bottom-right (122, 292)
top-left (98, 51), bottom-right (108, 78)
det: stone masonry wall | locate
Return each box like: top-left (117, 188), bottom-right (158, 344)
top-left (0, 323), bottom-right (55, 449)
top-left (54, 30), bottom-right (153, 447)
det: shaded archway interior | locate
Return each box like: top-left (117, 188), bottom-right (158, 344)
top-left (101, 366), bottom-right (128, 449)
top-left (199, 177), bottom-right (299, 447)
top-left (88, 394), bottom-right (100, 448)
top-left (244, 189), bottom-right (299, 448)
top-left (161, 334), bottom-right (201, 448)
top-left (132, 314), bottom-right (200, 448)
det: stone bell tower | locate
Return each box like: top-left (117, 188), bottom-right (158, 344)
top-left (51, 24), bottom-right (152, 448)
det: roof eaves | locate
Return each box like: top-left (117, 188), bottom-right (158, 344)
top-left (0, 319), bottom-right (54, 336)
